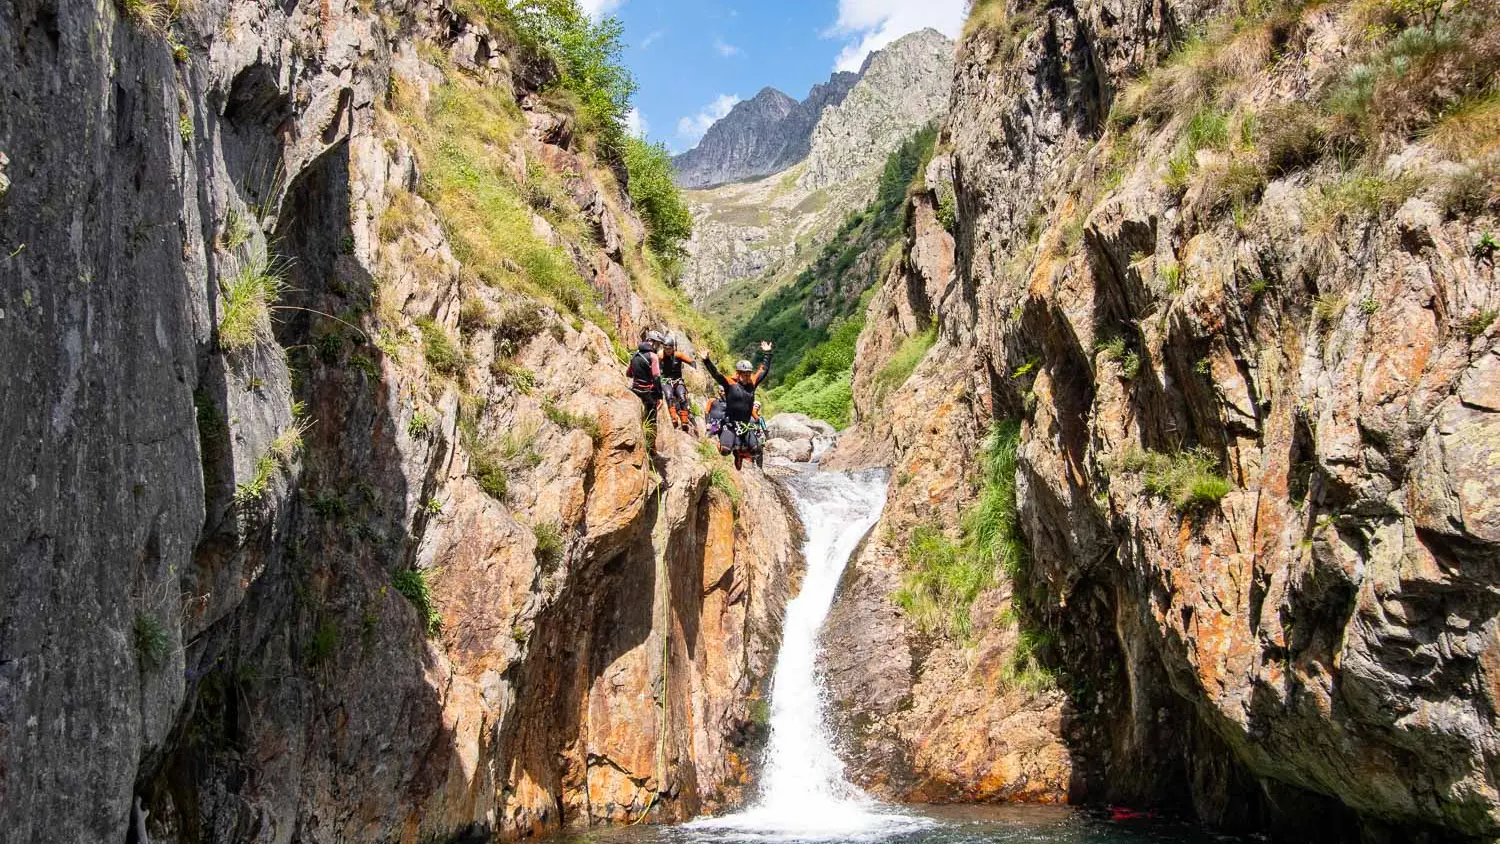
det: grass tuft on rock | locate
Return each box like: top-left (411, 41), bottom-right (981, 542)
top-left (895, 421), bottom-right (1026, 640)
top-left (533, 522), bottom-right (564, 572)
top-left (708, 465), bottom-right (741, 506)
top-left (416, 317), bottom-right (467, 378)
top-left (1119, 446), bottom-right (1233, 511)
top-left (118, 0), bottom-right (185, 33)
top-left (470, 445), bottom-right (508, 500)
top-left (218, 246), bottom-right (285, 352)
top-left (233, 454), bottom-right (277, 509)
top-left (542, 398), bottom-right (602, 443)
top-left (392, 568), bottom-right (441, 636)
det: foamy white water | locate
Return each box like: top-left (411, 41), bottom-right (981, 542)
top-left (686, 467), bottom-right (933, 842)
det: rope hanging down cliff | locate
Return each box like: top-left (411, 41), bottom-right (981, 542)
top-left (630, 437), bottom-right (671, 825)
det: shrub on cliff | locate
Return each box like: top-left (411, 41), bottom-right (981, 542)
top-left (895, 421), bottom-right (1026, 640)
top-left (134, 613), bottom-right (170, 670)
top-left (623, 137), bottom-right (693, 260)
top-left (506, 0), bottom-right (637, 152)
top-left (1324, 0), bottom-right (1500, 150)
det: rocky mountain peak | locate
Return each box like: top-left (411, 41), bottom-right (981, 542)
top-left (676, 29), bottom-right (956, 304)
top-left (671, 74), bottom-right (859, 189)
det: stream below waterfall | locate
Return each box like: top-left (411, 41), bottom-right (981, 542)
top-left (554, 465), bottom-right (1245, 844)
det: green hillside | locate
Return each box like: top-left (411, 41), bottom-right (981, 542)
top-left (738, 126), bottom-right (937, 426)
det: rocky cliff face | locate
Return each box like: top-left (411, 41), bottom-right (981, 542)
top-left (820, 157), bottom-right (1074, 806)
top-left (824, 0), bottom-right (1500, 838)
top-left (679, 29), bottom-right (955, 308)
top-left (670, 75), bottom-right (857, 190)
top-left (798, 29), bottom-right (956, 192)
top-left (0, 1), bottom-right (801, 841)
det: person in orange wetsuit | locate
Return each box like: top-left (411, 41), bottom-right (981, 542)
top-left (658, 335), bottom-right (697, 431)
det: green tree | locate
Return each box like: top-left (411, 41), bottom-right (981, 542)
top-left (874, 123), bottom-right (938, 218)
top-left (623, 136), bottom-right (694, 260)
top-left (510, 0), bottom-right (637, 150)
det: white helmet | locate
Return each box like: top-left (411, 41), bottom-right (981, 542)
top-left (735, 359), bottom-right (753, 373)
top-left (646, 331), bottom-right (665, 345)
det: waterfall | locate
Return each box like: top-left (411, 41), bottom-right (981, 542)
top-left (686, 467), bottom-right (931, 841)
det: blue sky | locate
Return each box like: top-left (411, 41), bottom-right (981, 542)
top-left (583, 0), bottom-right (966, 152)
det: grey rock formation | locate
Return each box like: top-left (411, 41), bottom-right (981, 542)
top-left (799, 29), bottom-right (955, 191)
top-left (672, 75), bottom-right (858, 190)
top-left (0, 1), bottom-right (803, 842)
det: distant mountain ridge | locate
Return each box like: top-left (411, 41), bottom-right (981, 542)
top-left (671, 72), bottom-right (859, 189)
top-left (676, 29), bottom-right (957, 306)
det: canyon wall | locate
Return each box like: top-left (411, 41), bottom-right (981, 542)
top-left (824, 0), bottom-right (1500, 839)
top-left (0, 1), bottom-right (800, 841)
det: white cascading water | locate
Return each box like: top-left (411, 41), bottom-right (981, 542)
top-left (687, 467), bottom-right (933, 842)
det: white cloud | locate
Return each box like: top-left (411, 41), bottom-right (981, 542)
top-left (714, 37), bottom-right (741, 57)
top-left (676, 94), bottom-right (741, 145)
top-left (827, 0), bottom-right (965, 72)
top-left (578, 0), bottom-right (624, 19)
top-left (625, 107), bottom-right (649, 138)
top-left (639, 29), bottom-right (663, 48)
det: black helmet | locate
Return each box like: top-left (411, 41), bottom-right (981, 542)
top-left (663, 334), bottom-right (677, 348)
top-left (735, 359), bottom-right (753, 373)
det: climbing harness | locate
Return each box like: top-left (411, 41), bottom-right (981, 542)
top-left (628, 349), bottom-right (658, 394)
top-left (725, 420), bottom-right (766, 469)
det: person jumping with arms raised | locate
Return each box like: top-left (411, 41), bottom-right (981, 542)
top-left (703, 341), bottom-right (773, 470)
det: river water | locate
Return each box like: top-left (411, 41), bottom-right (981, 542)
top-left (554, 466), bottom-right (1240, 844)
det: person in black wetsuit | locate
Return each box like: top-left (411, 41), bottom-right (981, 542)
top-left (703, 341), bottom-right (773, 470)
top-left (658, 335), bottom-right (697, 430)
top-left (626, 331), bottom-right (665, 433)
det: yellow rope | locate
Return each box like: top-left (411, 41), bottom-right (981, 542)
top-left (628, 424), bottom-right (671, 825)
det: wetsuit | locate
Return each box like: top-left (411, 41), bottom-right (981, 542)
top-left (659, 349), bottom-right (696, 426)
top-left (625, 341), bottom-right (661, 427)
top-left (704, 352), bottom-right (771, 468)
top-left (704, 393), bottom-right (727, 434)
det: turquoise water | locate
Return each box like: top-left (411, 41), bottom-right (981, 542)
top-left (551, 805), bottom-right (1246, 844)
